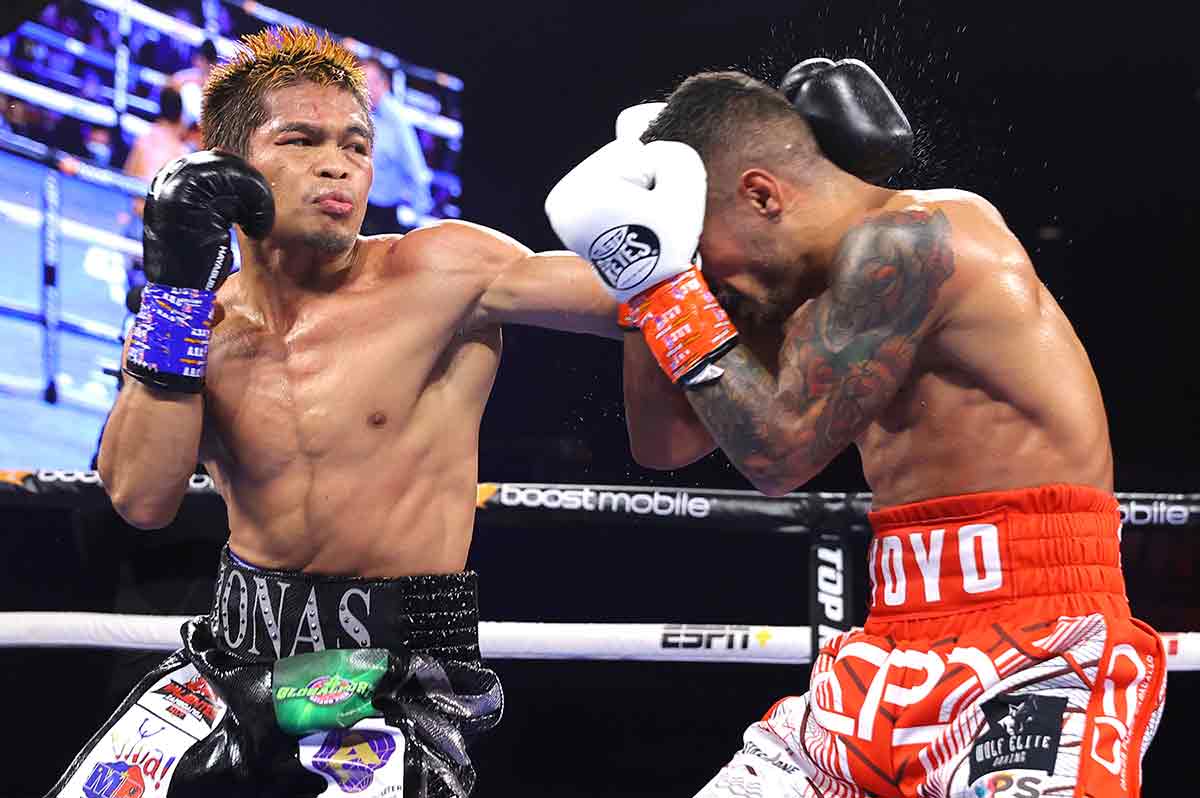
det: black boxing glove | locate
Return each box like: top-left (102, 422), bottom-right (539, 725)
top-left (780, 58), bottom-right (913, 185)
top-left (140, 150), bottom-right (274, 288)
top-left (124, 150), bottom-right (274, 393)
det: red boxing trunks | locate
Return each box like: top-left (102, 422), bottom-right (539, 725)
top-left (696, 484), bottom-right (1166, 798)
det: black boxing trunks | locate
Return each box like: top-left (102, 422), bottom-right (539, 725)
top-left (44, 546), bottom-right (503, 798)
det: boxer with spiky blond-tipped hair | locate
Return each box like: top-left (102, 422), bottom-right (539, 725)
top-left (48, 26), bottom-right (619, 798)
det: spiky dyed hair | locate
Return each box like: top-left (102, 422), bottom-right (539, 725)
top-left (201, 26), bottom-right (372, 156)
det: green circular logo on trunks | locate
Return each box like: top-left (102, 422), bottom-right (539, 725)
top-left (302, 675), bottom-right (357, 706)
top-left (273, 649), bottom-right (388, 735)
top-left (588, 224), bottom-right (660, 290)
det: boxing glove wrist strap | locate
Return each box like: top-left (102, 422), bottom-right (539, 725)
top-left (626, 266), bottom-right (738, 384)
top-left (617, 301), bottom-right (641, 332)
top-left (123, 281), bottom-right (215, 394)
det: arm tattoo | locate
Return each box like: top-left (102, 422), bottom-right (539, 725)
top-left (686, 209), bottom-right (955, 490)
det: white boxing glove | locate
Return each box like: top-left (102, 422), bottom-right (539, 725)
top-left (545, 134), bottom-right (737, 385)
top-left (544, 137), bottom-right (706, 304)
top-left (615, 101), bottom-right (667, 141)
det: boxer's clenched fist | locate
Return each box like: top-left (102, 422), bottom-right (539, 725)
top-left (125, 150), bottom-right (274, 393)
top-left (544, 136), bottom-right (706, 303)
top-left (545, 116), bottom-right (737, 385)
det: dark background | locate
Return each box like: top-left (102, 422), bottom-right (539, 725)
top-left (2, 1), bottom-right (1198, 796)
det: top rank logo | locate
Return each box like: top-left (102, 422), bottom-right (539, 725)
top-left (969, 694), bottom-right (1066, 783)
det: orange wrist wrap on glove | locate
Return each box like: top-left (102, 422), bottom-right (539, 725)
top-left (621, 266), bottom-right (738, 384)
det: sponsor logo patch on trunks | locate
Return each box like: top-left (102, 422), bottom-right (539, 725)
top-left (969, 694), bottom-right (1066, 783)
top-left (299, 717), bottom-right (406, 796)
top-left (137, 664), bottom-right (228, 740)
top-left (63, 702), bottom-right (206, 797)
top-left (276, 675), bottom-right (374, 706)
top-left (970, 771), bottom-right (1045, 798)
top-left (710, 764), bottom-right (765, 797)
top-left (150, 674), bottom-right (220, 728)
top-left (742, 740), bottom-right (800, 775)
top-left (82, 760), bottom-right (145, 798)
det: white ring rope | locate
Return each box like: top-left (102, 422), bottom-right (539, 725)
top-left (2, 612), bottom-right (1198, 670)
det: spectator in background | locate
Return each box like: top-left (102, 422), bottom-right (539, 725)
top-left (49, 69), bottom-right (106, 155)
top-left (361, 56), bottom-right (434, 234)
top-left (38, 2), bottom-right (84, 40)
top-left (121, 86), bottom-right (189, 249)
top-left (3, 98), bottom-right (39, 139)
top-left (81, 124), bottom-right (115, 167)
top-left (0, 53), bottom-right (10, 130)
top-left (79, 68), bottom-right (103, 102)
top-left (169, 39), bottom-right (217, 134)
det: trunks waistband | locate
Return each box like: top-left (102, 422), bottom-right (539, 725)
top-left (864, 483), bottom-right (1126, 621)
top-left (209, 546), bottom-right (481, 663)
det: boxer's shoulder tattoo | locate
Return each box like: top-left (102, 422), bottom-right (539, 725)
top-left (686, 209), bottom-right (954, 489)
top-left (781, 208), bottom-right (955, 457)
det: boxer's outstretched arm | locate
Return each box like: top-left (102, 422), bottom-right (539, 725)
top-left (683, 210), bottom-right (955, 495)
top-left (421, 219), bottom-right (619, 337)
top-left (478, 249), bottom-right (624, 339)
top-left (97, 333), bottom-right (205, 529)
top-left (455, 215), bottom-right (714, 464)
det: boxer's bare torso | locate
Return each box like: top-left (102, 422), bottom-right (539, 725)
top-left (850, 190), bottom-right (1112, 506)
top-left (637, 189), bottom-right (1112, 507)
top-left (202, 228), bottom-right (503, 577)
top-left (101, 79), bottom-right (616, 577)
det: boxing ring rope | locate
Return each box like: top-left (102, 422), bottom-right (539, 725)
top-left (2, 471), bottom-right (1198, 669)
top-left (0, 613), bottom-right (808, 663)
top-left (2, 611), bottom-right (1200, 669)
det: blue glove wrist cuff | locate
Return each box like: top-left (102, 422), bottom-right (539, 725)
top-left (124, 282), bottom-right (215, 393)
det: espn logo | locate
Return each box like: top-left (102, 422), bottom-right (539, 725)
top-left (661, 624), bottom-right (756, 650)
